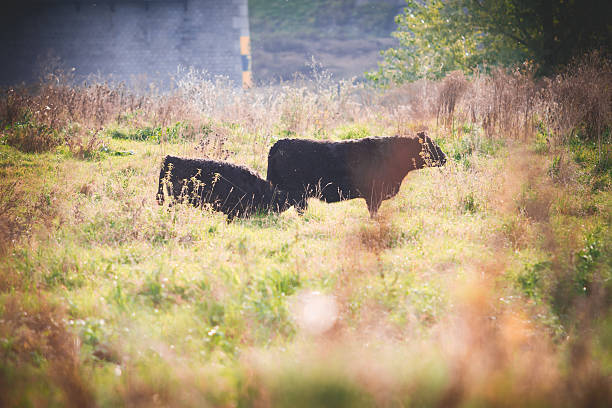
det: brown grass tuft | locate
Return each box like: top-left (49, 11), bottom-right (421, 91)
top-left (64, 124), bottom-right (103, 159)
top-left (544, 51), bottom-right (612, 159)
top-left (437, 70), bottom-right (469, 129)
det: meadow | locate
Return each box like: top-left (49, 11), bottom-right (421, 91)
top-left (0, 57), bottom-right (611, 407)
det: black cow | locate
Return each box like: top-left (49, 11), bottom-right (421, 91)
top-left (266, 132), bottom-right (446, 217)
top-left (158, 155), bottom-right (290, 219)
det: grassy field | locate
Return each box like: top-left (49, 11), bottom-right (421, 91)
top-left (0, 61), bottom-right (611, 406)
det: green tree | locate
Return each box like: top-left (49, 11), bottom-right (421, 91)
top-left (368, 0), bottom-right (612, 84)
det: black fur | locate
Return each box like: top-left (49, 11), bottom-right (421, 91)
top-left (266, 132), bottom-right (446, 217)
top-left (158, 155), bottom-right (290, 219)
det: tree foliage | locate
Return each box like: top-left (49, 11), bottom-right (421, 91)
top-left (368, 0), bottom-right (612, 84)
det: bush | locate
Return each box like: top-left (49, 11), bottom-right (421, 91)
top-left (517, 261), bottom-right (551, 301)
top-left (545, 51), bottom-right (612, 162)
top-left (1, 122), bottom-right (62, 153)
top-left (63, 123), bottom-right (103, 159)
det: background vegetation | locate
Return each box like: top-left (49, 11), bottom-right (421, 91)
top-left (368, 0), bottom-right (612, 83)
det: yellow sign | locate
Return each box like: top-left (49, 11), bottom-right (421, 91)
top-left (240, 36), bottom-right (251, 55)
top-left (240, 36), bottom-right (252, 88)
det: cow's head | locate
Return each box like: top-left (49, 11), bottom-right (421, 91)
top-left (417, 132), bottom-right (446, 167)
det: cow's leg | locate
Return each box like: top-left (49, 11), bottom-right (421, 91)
top-left (365, 197), bottom-right (382, 218)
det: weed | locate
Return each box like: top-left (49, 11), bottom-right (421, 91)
top-left (570, 135), bottom-right (612, 191)
top-left (462, 192), bottom-right (479, 214)
top-left (548, 155), bottom-right (562, 179)
top-left (574, 232), bottom-right (602, 295)
top-left (534, 123), bottom-right (550, 154)
top-left (517, 261), bottom-right (551, 301)
top-left (120, 126), bottom-right (161, 142)
top-left (267, 268), bottom-right (300, 297)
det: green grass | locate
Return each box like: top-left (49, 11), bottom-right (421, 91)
top-left (1, 120), bottom-right (611, 406)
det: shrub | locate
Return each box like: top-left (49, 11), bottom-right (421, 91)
top-left (1, 122), bottom-right (62, 153)
top-left (63, 123), bottom-right (102, 159)
top-left (517, 261), bottom-right (551, 301)
top-left (436, 71), bottom-right (469, 128)
top-left (544, 51), bottom-right (612, 162)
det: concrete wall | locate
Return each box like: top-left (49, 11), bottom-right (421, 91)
top-left (0, 0), bottom-right (251, 87)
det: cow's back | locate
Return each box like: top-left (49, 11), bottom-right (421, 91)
top-left (160, 155), bottom-right (277, 217)
top-left (268, 139), bottom-right (336, 188)
top-left (267, 138), bottom-right (374, 202)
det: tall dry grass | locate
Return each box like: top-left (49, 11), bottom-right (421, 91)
top-left (3, 53), bottom-right (608, 154)
top-left (544, 51), bottom-right (612, 160)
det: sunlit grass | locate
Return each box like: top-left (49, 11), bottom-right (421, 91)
top-left (1, 69), bottom-right (610, 406)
